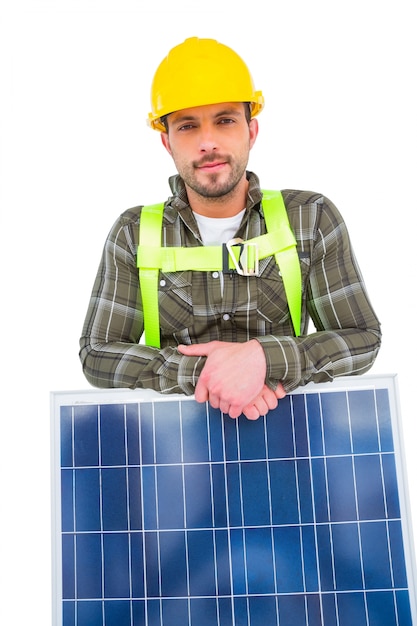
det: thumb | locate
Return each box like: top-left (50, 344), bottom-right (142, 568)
top-left (177, 343), bottom-right (212, 357)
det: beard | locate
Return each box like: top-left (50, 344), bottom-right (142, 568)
top-left (176, 153), bottom-right (249, 200)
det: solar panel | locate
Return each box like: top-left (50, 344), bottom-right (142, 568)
top-left (51, 375), bottom-right (417, 626)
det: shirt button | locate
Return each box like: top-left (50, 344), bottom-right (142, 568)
top-left (222, 313), bottom-right (230, 321)
top-left (212, 271), bottom-right (219, 279)
top-left (160, 279), bottom-right (166, 287)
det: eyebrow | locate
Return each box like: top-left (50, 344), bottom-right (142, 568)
top-left (170, 107), bottom-right (244, 125)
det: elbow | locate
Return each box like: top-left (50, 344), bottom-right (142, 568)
top-left (345, 325), bottom-right (382, 378)
top-left (366, 326), bottom-right (382, 368)
top-left (79, 339), bottom-right (114, 389)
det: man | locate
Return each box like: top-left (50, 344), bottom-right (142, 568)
top-left (79, 37), bottom-right (381, 420)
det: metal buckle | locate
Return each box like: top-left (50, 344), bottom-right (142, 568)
top-left (223, 238), bottom-right (259, 276)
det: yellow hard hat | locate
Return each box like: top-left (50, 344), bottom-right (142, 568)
top-left (148, 37), bottom-right (265, 132)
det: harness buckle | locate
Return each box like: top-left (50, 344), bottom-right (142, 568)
top-left (223, 238), bottom-right (259, 276)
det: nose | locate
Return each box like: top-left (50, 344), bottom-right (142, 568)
top-left (198, 124), bottom-right (218, 152)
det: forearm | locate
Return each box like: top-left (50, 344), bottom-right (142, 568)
top-left (79, 337), bottom-right (205, 394)
top-left (258, 326), bottom-right (382, 392)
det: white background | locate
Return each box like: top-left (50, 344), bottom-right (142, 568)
top-left (1, 0), bottom-right (416, 622)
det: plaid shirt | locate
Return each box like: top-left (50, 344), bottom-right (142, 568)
top-left (79, 172), bottom-right (381, 394)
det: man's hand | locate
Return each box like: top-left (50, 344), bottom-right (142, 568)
top-left (178, 340), bottom-right (284, 419)
top-left (242, 382), bottom-right (287, 420)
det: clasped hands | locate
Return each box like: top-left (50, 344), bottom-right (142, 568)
top-left (178, 339), bottom-right (286, 420)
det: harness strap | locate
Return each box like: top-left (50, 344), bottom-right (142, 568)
top-left (138, 191), bottom-right (302, 347)
top-left (138, 202), bottom-right (165, 348)
top-left (137, 228), bottom-right (297, 272)
top-left (262, 190), bottom-right (302, 339)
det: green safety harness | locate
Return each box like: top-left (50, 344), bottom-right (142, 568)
top-left (137, 190), bottom-right (302, 348)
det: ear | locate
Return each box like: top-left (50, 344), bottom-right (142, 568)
top-left (248, 118), bottom-right (259, 150)
top-left (160, 132), bottom-right (172, 156)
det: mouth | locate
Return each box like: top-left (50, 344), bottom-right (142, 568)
top-left (196, 159), bottom-right (228, 172)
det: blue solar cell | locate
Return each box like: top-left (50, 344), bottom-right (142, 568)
top-left (126, 404), bottom-right (140, 465)
top-left (73, 405), bottom-right (99, 467)
top-left (154, 401), bottom-right (182, 465)
top-left (181, 401), bottom-right (210, 463)
top-left (321, 392), bottom-right (351, 455)
top-left (77, 601), bottom-right (102, 626)
top-left (75, 468), bottom-right (101, 531)
top-left (60, 406), bottom-right (73, 468)
top-left (138, 402), bottom-right (155, 465)
top-left (292, 393), bottom-right (309, 456)
top-left (156, 465), bottom-right (184, 529)
top-left (269, 459), bottom-right (300, 524)
top-left (383, 454), bottom-right (402, 518)
top-left (245, 527), bottom-right (276, 594)
top-left (62, 600), bottom-right (75, 626)
top-left (60, 469), bottom-right (73, 532)
top-left (101, 468), bottom-right (128, 530)
top-left (62, 535), bottom-right (75, 599)
top-left (316, 524), bottom-right (335, 591)
top-left (366, 590), bottom-right (397, 626)
top-left (273, 526), bottom-right (304, 592)
top-left (376, 388), bottom-right (395, 451)
top-left (397, 589), bottom-right (414, 626)
top-left (331, 523), bottom-right (363, 590)
top-left (52, 377), bottom-right (416, 625)
top-left (327, 456), bottom-right (357, 521)
top-left (277, 594), bottom-right (309, 625)
top-left (142, 466), bottom-right (157, 529)
top-left (361, 521), bottom-right (393, 589)
top-left (103, 533), bottom-right (130, 598)
top-left (390, 520), bottom-right (409, 588)
top-left (349, 389), bottom-right (380, 454)
top-left (354, 454), bottom-right (386, 520)
top-left (76, 533), bottom-right (102, 599)
top-left (311, 457), bottom-right (331, 523)
top-left (240, 461), bottom-right (270, 525)
top-left (336, 592), bottom-right (367, 626)
top-left (100, 403), bottom-right (127, 466)
top-left (238, 417), bottom-right (267, 460)
top-left (127, 467), bottom-right (142, 530)
top-left (159, 531), bottom-right (188, 597)
top-left (184, 463), bottom-right (213, 528)
top-left (265, 395), bottom-right (295, 458)
top-left (301, 525), bottom-right (320, 591)
top-left (104, 599), bottom-right (131, 626)
top-left (306, 393), bottom-right (324, 456)
top-left (187, 530), bottom-right (217, 596)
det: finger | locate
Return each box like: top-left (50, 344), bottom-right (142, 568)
top-left (219, 400), bottom-right (231, 415)
top-left (242, 405), bottom-right (261, 420)
top-left (261, 387), bottom-right (279, 411)
top-left (226, 403), bottom-right (243, 419)
top-left (194, 380), bottom-right (209, 404)
top-left (257, 398), bottom-right (270, 416)
top-left (275, 382), bottom-right (287, 399)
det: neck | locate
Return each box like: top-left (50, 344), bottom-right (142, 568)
top-left (186, 177), bottom-right (249, 218)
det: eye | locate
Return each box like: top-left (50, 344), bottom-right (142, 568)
top-left (177, 123), bottom-right (196, 132)
top-left (218, 117), bottom-right (235, 125)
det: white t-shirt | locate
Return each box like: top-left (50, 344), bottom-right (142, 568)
top-left (193, 208), bottom-right (246, 245)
